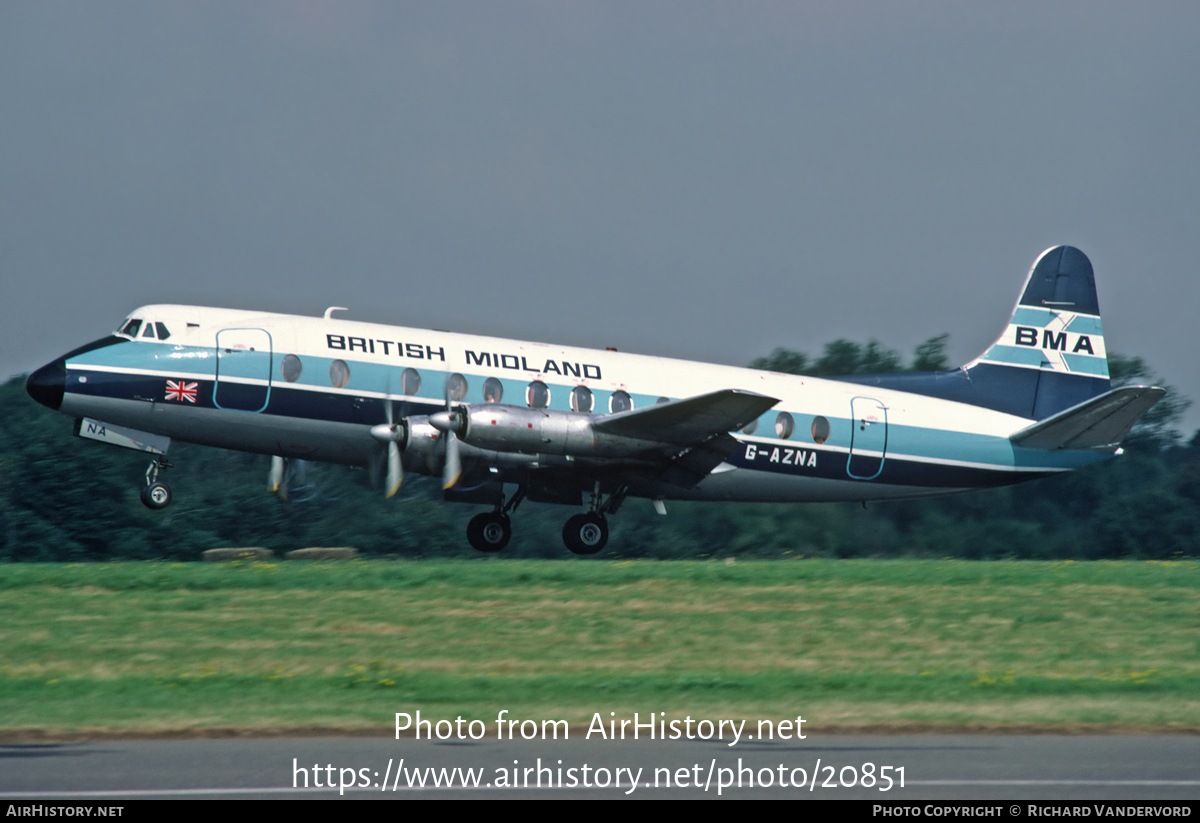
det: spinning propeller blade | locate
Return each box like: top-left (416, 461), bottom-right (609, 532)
top-left (443, 385), bottom-right (462, 490)
top-left (370, 376), bottom-right (405, 498)
top-left (429, 380), bottom-right (465, 489)
top-left (385, 398), bottom-right (403, 498)
top-left (269, 455), bottom-right (287, 499)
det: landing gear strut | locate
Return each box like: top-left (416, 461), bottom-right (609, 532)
top-left (465, 485), bottom-right (526, 553)
top-left (561, 482), bottom-right (627, 555)
top-left (140, 457), bottom-right (172, 510)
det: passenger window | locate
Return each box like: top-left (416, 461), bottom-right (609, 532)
top-left (141, 323), bottom-right (156, 339)
top-left (741, 417), bottom-right (758, 435)
top-left (570, 386), bottom-right (594, 413)
top-left (656, 396), bottom-right (670, 405)
top-left (120, 319), bottom-right (143, 337)
top-left (446, 373), bottom-right (468, 402)
top-left (401, 368), bottom-right (421, 396)
top-left (483, 377), bottom-right (504, 403)
top-left (775, 412), bottom-right (795, 440)
top-left (281, 354), bottom-right (303, 383)
top-left (811, 416), bottom-right (830, 445)
top-left (609, 390), bottom-right (633, 413)
top-left (155, 322), bottom-right (171, 341)
top-left (329, 359), bottom-right (351, 389)
top-left (526, 381), bottom-right (550, 409)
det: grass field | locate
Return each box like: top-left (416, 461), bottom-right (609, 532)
top-left (1, 559), bottom-right (1198, 737)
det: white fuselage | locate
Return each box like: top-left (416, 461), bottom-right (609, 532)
top-left (49, 304), bottom-right (1110, 505)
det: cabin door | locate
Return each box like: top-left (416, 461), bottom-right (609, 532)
top-left (847, 396), bottom-right (888, 480)
top-left (214, 328), bottom-right (273, 412)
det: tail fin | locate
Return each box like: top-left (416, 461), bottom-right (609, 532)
top-left (836, 245), bottom-right (1112, 420)
top-left (964, 245), bottom-right (1110, 419)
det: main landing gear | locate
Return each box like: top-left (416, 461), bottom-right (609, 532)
top-left (466, 485), bottom-right (526, 553)
top-left (561, 482), bottom-right (627, 555)
top-left (463, 482), bottom-right (629, 556)
top-left (140, 457), bottom-right (172, 510)
top-left (466, 512), bottom-right (511, 553)
top-left (562, 512), bottom-right (607, 555)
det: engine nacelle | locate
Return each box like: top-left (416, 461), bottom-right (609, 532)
top-left (401, 414), bottom-right (543, 475)
top-left (458, 404), bottom-right (660, 458)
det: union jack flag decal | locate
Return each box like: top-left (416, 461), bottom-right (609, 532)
top-left (164, 380), bottom-right (199, 403)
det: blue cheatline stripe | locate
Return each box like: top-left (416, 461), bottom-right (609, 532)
top-left (67, 365), bottom-right (1114, 479)
top-left (726, 440), bottom-right (1076, 488)
top-left (70, 343), bottom-right (677, 416)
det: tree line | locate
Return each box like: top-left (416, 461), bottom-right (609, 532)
top-left (1, 335), bottom-right (1196, 561)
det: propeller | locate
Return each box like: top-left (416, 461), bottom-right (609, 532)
top-left (269, 456), bottom-right (307, 500)
top-left (428, 379), bottom-right (466, 490)
top-left (269, 455), bottom-right (288, 500)
top-left (369, 379), bottom-right (406, 498)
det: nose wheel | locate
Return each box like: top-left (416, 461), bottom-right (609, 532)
top-left (562, 512), bottom-right (608, 555)
top-left (140, 457), bottom-right (173, 510)
top-left (140, 482), bottom-right (172, 509)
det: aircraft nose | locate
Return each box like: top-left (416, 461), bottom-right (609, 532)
top-left (26, 358), bottom-right (66, 411)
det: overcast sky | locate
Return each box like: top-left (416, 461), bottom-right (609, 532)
top-left (4, 2), bottom-right (1198, 430)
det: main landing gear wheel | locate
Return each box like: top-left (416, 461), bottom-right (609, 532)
top-left (467, 512), bottom-right (511, 553)
top-left (140, 482), bottom-right (172, 510)
top-left (563, 513), bottom-right (608, 555)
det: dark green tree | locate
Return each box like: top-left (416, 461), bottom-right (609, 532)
top-left (748, 348), bottom-right (810, 375)
top-left (911, 333), bottom-right (951, 371)
top-left (1108, 354), bottom-right (1191, 448)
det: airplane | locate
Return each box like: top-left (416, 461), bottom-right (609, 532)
top-left (25, 245), bottom-right (1164, 555)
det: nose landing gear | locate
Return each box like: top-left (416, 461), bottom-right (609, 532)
top-left (140, 457), bottom-right (172, 510)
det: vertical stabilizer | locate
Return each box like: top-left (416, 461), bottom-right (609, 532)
top-left (965, 246), bottom-right (1110, 419)
top-left (834, 246), bottom-right (1113, 420)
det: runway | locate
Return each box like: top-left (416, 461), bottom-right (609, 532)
top-left (2, 734), bottom-right (1198, 800)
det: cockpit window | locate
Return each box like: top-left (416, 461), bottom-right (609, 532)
top-left (141, 323), bottom-right (156, 338)
top-left (120, 319), bottom-right (143, 337)
top-left (155, 322), bottom-right (171, 341)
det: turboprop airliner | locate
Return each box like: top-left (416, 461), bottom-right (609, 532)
top-left (26, 246), bottom-right (1163, 554)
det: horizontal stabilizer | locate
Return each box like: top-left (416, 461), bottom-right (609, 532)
top-left (593, 389), bottom-right (779, 446)
top-left (1010, 386), bottom-right (1166, 451)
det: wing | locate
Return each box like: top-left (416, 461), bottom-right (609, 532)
top-left (593, 388), bottom-right (779, 444)
top-left (593, 389), bottom-right (779, 486)
top-left (1010, 385), bottom-right (1166, 451)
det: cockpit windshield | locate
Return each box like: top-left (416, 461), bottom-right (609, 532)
top-left (117, 318), bottom-right (171, 340)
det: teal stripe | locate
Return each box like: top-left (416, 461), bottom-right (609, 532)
top-left (981, 345), bottom-right (1047, 368)
top-left (1065, 315), bottom-right (1103, 336)
top-left (72, 343), bottom-right (218, 377)
top-left (1011, 307), bottom-right (1056, 328)
top-left (71, 343), bottom-right (1117, 473)
top-left (1063, 353), bottom-right (1109, 377)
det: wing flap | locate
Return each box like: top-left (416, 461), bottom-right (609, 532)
top-left (1010, 386), bottom-right (1166, 451)
top-left (592, 389), bottom-right (779, 446)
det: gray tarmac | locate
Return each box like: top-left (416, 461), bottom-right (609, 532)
top-left (2, 734), bottom-right (1198, 800)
